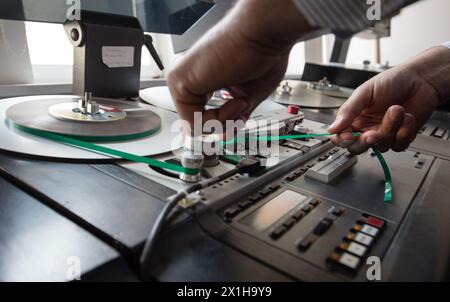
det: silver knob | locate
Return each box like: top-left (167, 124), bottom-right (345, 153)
top-left (179, 150), bottom-right (204, 183)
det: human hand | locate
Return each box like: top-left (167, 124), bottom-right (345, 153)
top-left (167, 0), bottom-right (312, 132)
top-left (328, 46), bottom-right (450, 154)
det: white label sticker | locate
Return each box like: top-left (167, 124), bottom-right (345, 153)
top-left (347, 242), bottom-right (367, 257)
top-left (339, 253), bottom-right (360, 269)
top-left (102, 46), bottom-right (134, 68)
top-left (355, 232), bottom-right (374, 246)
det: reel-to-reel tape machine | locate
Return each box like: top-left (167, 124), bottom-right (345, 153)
top-left (1, 5), bottom-right (449, 283)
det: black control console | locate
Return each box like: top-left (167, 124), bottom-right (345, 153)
top-left (0, 109), bottom-right (449, 282)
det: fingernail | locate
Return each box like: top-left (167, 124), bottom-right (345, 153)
top-left (329, 117), bottom-right (341, 130)
top-left (389, 107), bottom-right (403, 121)
top-left (365, 136), bottom-right (377, 145)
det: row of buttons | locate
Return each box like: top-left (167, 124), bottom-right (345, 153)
top-left (431, 127), bottom-right (447, 139)
top-left (223, 184), bottom-right (281, 222)
top-left (317, 148), bottom-right (341, 162)
top-left (296, 206), bottom-right (345, 251)
top-left (270, 198), bottom-right (321, 240)
top-left (281, 141), bottom-right (311, 154)
top-left (326, 215), bottom-right (386, 275)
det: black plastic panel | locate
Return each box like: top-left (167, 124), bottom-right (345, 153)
top-left (0, 176), bottom-right (120, 281)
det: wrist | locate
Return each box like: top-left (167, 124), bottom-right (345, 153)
top-left (227, 0), bottom-right (313, 54)
top-left (406, 46), bottom-right (450, 105)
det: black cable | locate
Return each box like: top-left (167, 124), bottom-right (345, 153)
top-left (139, 170), bottom-right (238, 280)
top-left (148, 165), bottom-right (179, 179)
top-left (139, 157), bottom-right (262, 280)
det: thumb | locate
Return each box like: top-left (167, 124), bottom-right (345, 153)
top-left (328, 82), bottom-right (374, 134)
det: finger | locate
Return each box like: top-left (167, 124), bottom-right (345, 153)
top-left (375, 105), bottom-right (405, 152)
top-left (328, 82), bottom-right (374, 134)
top-left (347, 130), bottom-right (380, 154)
top-left (391, 113), bottom-right (416, 152)
top-left (330, 128), bottom-right (358, 147)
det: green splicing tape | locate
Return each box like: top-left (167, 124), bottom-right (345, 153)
top-left (11, 123), bottom-right (392, 202)
top-left (11, 123), bottom-right (200, 176)
top-left (371, 146), bottom-right (393, 203)
top-left (221, 132), bottom-right (361, 145)
top-left (221, 131), bottom-right (392, 203)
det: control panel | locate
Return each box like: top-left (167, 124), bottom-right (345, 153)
top-left (189, 115), bottom-right (434, 281)
top-left (120, 107), bottom-right (442, 281)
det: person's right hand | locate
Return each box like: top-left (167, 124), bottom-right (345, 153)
top-left (328, 46), bottom-right (450, 154)
top-left (167, 0), bottom-right (312, 133)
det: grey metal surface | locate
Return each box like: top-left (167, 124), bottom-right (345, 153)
top-left (6, 98), bottom-right (160, 138)
top-left (383, 158), bottom-right (450, 281)
top-left (271, 81), bottom-right (350, 109)
top-left (0, 95), bottom-right (182, 160)
top-left (291, 150), bottom-right (433, 223)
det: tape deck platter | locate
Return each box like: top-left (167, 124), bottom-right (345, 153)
top-left (271, 78), bottom-right (354, 109)
top-left (0, 95), bottom-right (181, 160)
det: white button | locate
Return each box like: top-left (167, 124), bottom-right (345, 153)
top-left (347, 242), bottom-right (367, 257)
top-left (361, 224), bottom-right (379, 237)
top-left (354, 232), bottom-right (374, 246)
top-left (339, 252), bottom-right (360, 269)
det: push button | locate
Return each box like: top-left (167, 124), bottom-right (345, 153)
top-left (269, 184), bottom-right (281, 191)
top-left (301, 204), bottom-right (314, 214)
top-left (339, 242), bottom-right (368, 257)
top-left (327, 252), bottom-right (361, 274)
top-left (285, 174), bottom-right (297, 182)
top-left (309, 199), bottom-right (321, 207)
top-left (224, 206), bottom-right (240, 218)
top-left (331, 207), bottom-right (345, 217)
top-left (292, 210), bottom-right (305, 220)
top-left (283, 217), bottom-right (296, 228)
top-left (338, 252), bottom-right (361, 270)
top-left (260, 187), bottom-right (272, 196)
top-left (287, 105), bottom-right (300, 115)
top-left (248, 193), bottom-right (262, 203)
top-left (238, 200), bottom-right (252, 209)
top-left (297, 236), bottom-right (313, 251)
top-left (367, 216), bottom-right (385, 228)
top-left (350, 232), bottom-right (374, 247)
top-left (270, 225), bottom-right (287, 240)
top-left (313, 218), bottom-right (333, 236)
top-left (361, 224), bottom-right (379, 237)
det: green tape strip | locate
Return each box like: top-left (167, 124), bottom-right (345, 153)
top-left (371, 146), bottom-right (393, 203)
top-left (221, 132), bottom-right (361, 145)
top-left (11, 120), bottom-right (392, 202)
top-left (222, 131), bottom-right (392, 203)
top-left (10, 121), bottom-right (200, 176)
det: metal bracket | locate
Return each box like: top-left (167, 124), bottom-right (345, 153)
top-left (64, 10), bottom-right (164, 99)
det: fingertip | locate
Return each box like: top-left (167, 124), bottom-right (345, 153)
top-left (361, 131), bottom-right (380, 145)
top-left (330, 135), bottom-right (340, 146)
top-left (328, 117), bottom-right (344, 134)
top-left (388, 105), bottom-right (405, 122)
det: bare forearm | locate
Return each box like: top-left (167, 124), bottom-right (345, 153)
top-left (406, 46), bottom-right (450, 104)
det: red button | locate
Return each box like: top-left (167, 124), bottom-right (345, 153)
top-left (288, 105), bottom-right (299, 115)
top-left (367, 216), bottom-right (385, 228)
